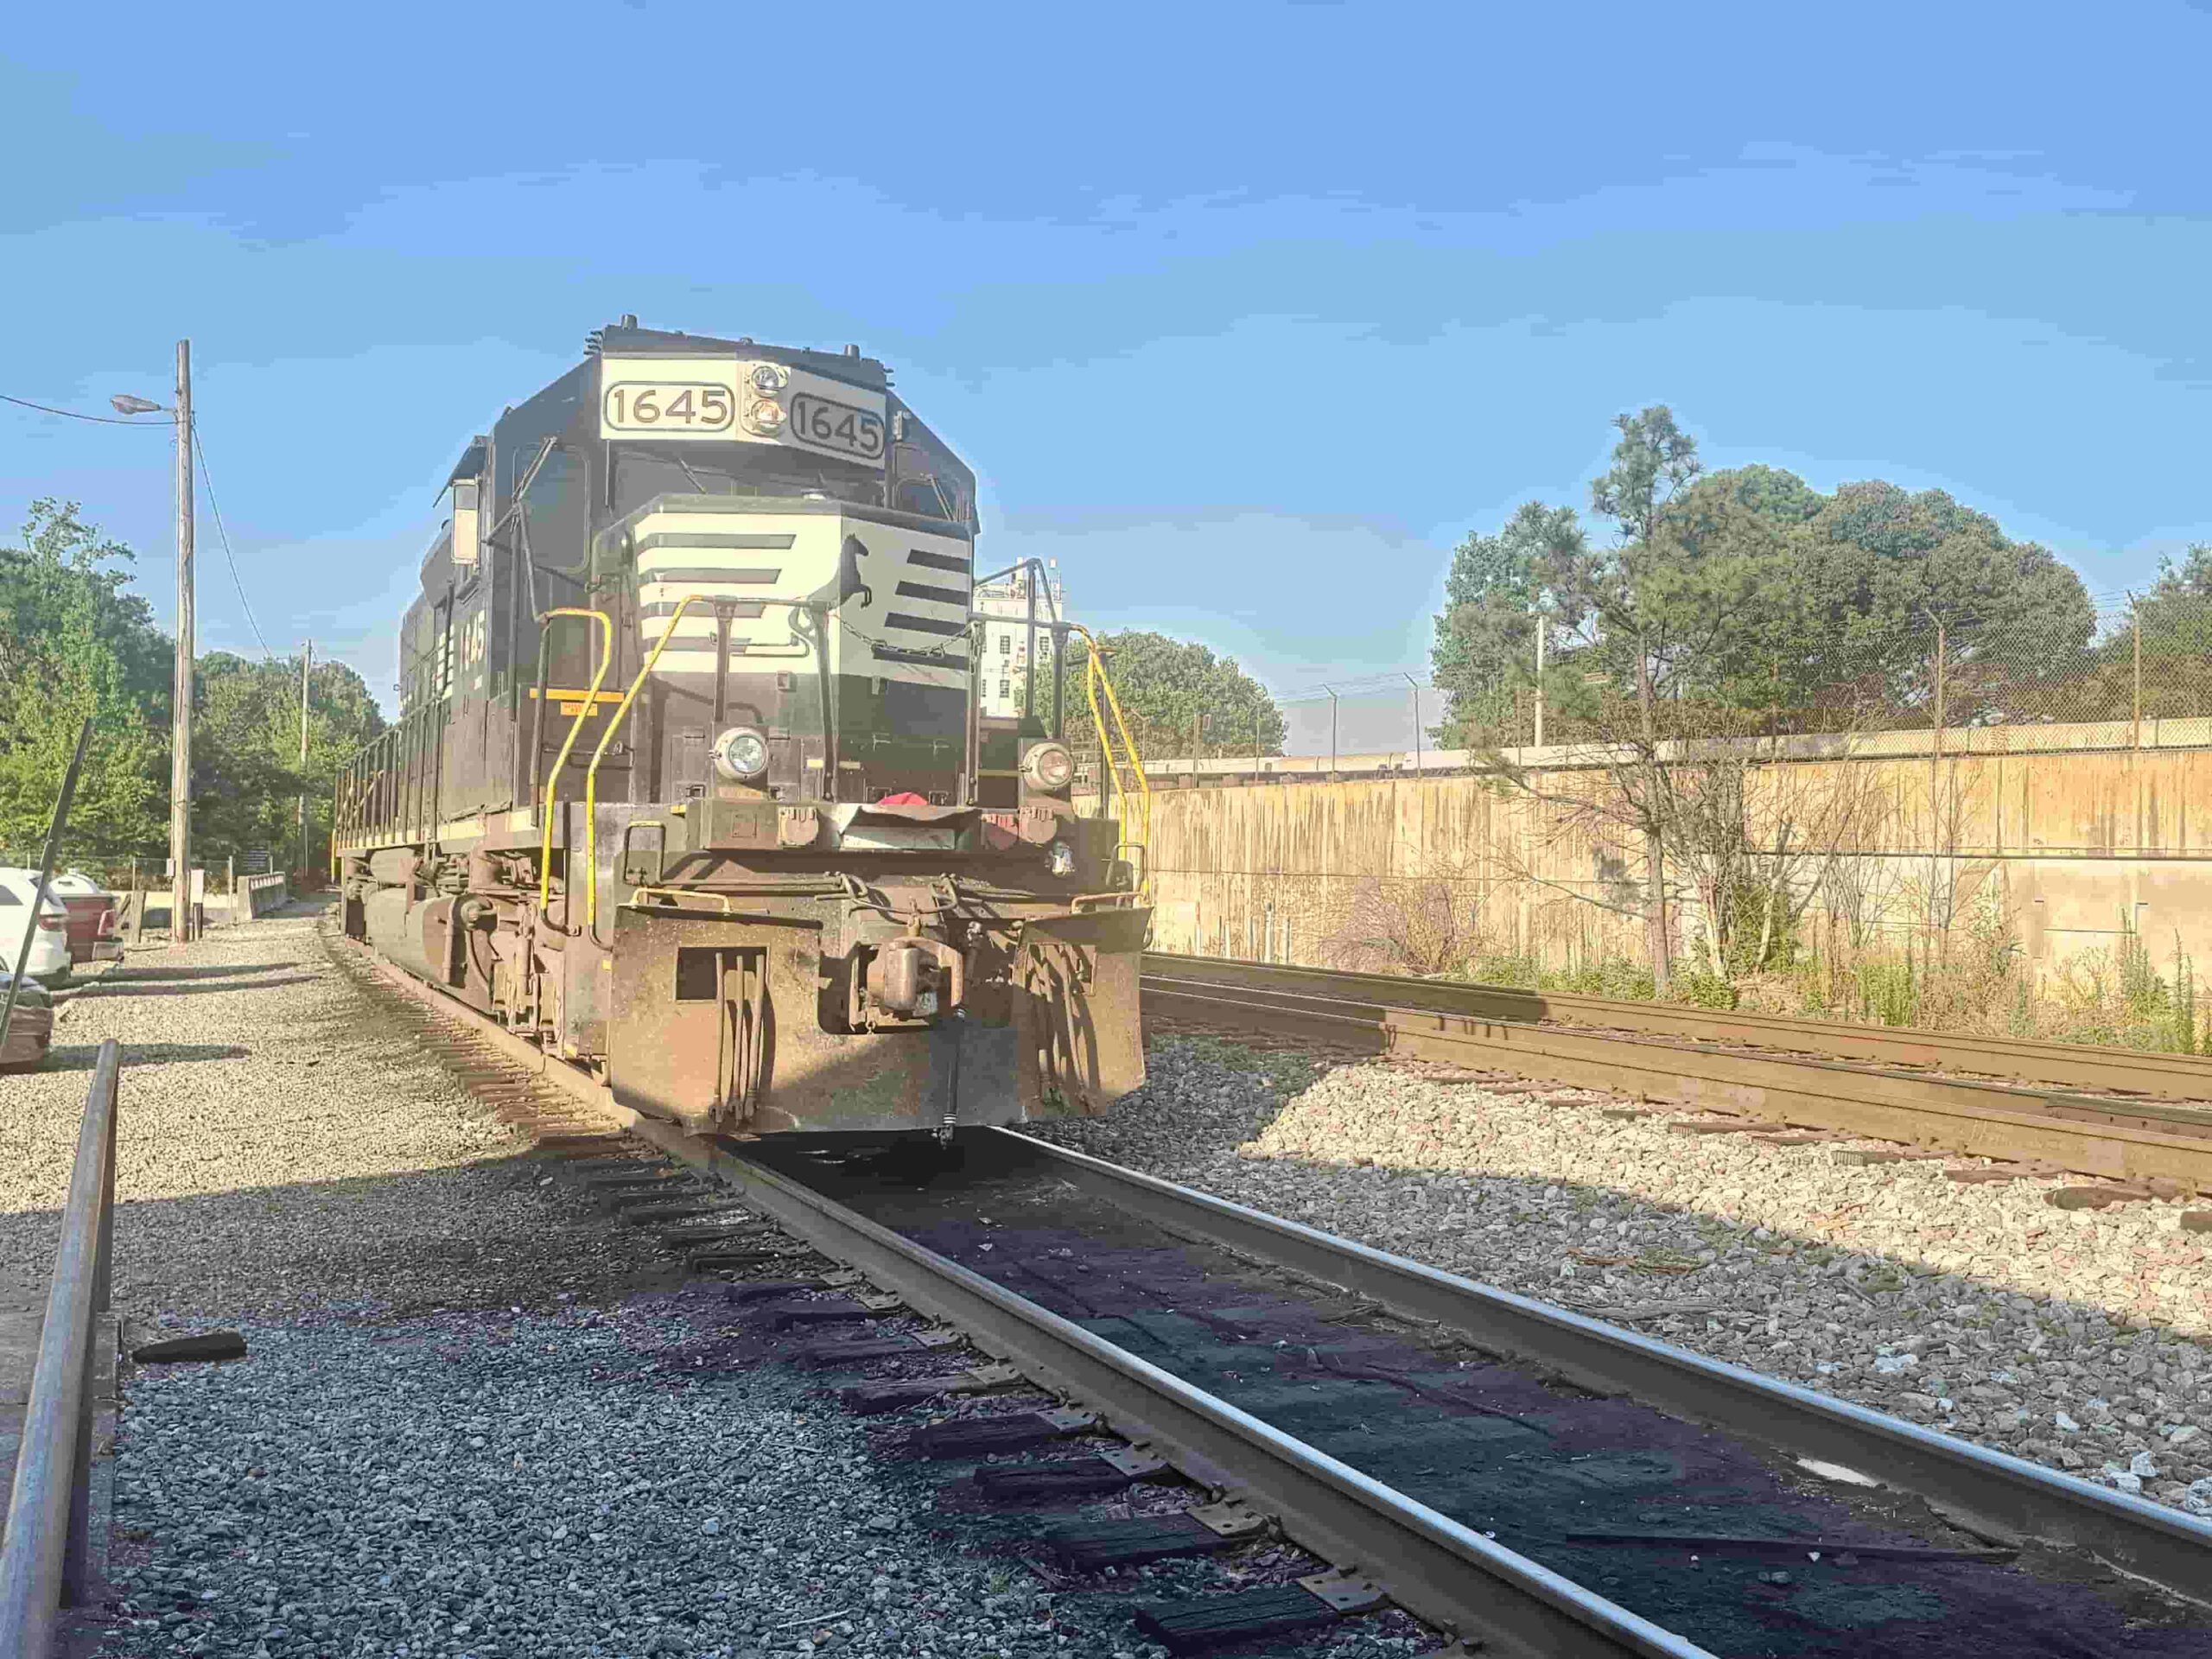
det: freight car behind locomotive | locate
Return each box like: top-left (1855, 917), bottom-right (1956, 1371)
top-left (335, 320), bottom-right (1148, 1137)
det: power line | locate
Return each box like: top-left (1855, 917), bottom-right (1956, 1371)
top-left (190, 425), bottom-right (274, 661)
top-left (5, 381), bottom-right (276, 661)
top-left (0, 391), bottom-right (166, 427)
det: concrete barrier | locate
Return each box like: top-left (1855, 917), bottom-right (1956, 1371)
top-left (233, 874), bottom-right (289, 920)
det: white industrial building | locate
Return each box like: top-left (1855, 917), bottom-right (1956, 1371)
top-left (973, 563), bottom-right (1067, 721)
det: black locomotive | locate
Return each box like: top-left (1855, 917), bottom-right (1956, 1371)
top-left (335, 320), bottom-right (1147, 1135)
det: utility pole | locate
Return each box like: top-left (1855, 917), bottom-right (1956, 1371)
top-left (298, 639), bottom-right (313, 889)
top-left (170, 340), bottom-right (195, 945)
top-left (1403, 673), bottom-right (1421, 775)
top-left (1324, 686), bottom-right (1338, 777)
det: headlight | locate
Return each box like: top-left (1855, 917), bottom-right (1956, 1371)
top-left (1021, 741), bottom-right (1074, 791)
top-left (748, 362), bottom-right (790, 394)
top-left (712, 726), bottom-right (770, 780)
top-left (1046, 840), bottom-right (1077, 879)
top-left (743, 399), bottom-right (785, 435)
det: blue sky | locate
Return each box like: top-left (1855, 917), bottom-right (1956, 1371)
top-left (5, 3), bottom-right (2210, 753)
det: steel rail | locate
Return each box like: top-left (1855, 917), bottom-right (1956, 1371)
top-left (1143, 976), bottom-right (2212, 1191)
top-left (1146, 951), bottom-right (2212, 1100)
top-left (658, 1129), bottom-right (1711, 1659)
top-left (1000, 1128), bottom-right (2212, 1603)
top-left (0, 1039), bottom-right (120, 1657)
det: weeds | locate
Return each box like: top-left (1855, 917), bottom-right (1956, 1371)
top-left (1365, 899), bottom-right (2209, 1053)
top-left (1171, 1035), bottom-right (1319, 1096)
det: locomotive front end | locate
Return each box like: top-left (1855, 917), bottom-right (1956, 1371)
top-left (339, 321), bottom-right (1148, 1142)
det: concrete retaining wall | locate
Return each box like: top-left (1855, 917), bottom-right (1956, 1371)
top-left (1129, 727), bottom-right (2212, 980)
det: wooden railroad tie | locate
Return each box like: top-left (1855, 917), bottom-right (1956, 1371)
top-left (1134, 1571), bottom-right (1386, 1656)
top-left (797, 1329), bottom-right (962, 1366)
top-left (906, 1407), bottom-right (1096, 1459)
top-left (842, 1363), bottom-right (1025, 1414)
top-left (1043, 1501), bottom-right (1268, 1570)
top-left (1668, 1118), bottom-right (1770, 1136)
top-left (972, 1446), bottom-right (1168, 1500)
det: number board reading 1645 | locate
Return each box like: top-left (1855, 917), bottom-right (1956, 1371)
top-left (602, 380), bottom-right (735, 436)
top-left (790, 393), bottom-right (885, 462)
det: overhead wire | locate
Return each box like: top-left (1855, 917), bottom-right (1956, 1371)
top-left (0, 391), bottom-right (166, 427)
top-left (5, 383), bottom-right (281, 664)
top-left (190, 425), bottom-right (275, 661)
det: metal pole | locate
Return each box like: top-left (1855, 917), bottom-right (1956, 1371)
top-left (1534, 609), bottom-right (1547, 747)
top-left (1403, 673), bottom-right (1421, 775)
top-left (2132, 595), bottom-right (2143, 749)
top-left (1022, 564), bottom-right (1038, 727)
top-left (0, 1038), bottom-right (120, 1650)
top-left (1, 719), bottom-right (92, 1056)
top-left (169, 340), bottom-right (195, 946)
top-left (1325, 687), bottom-right (1338, 776)
top-left (298, 639), bottom-right (312, 889)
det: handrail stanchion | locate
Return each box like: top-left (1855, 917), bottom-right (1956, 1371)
top-left (582, 594), bottom-right (701, 941)
top-left (0, 1037), bottom-right (122, 1656)
top-left (1067, 623), bottom-right (1153, 895)
top-left (534, 608), bottom-right (614, 925)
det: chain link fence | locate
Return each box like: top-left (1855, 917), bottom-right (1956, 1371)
top-left (1443, 589), bottom-right (2212, 754)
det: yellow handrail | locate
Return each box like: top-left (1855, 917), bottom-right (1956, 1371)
top-left (537, 607), bottom-right (614, 919)
top-left (1067, 622), bottom-right (1152, 895)
top-left (583, 594), bottom-right (702, 934)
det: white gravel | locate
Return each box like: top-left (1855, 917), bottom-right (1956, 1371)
top-left (1030, 1038), bottom-right (2212, 1516)
top-left (0, 907), bottom-right (1187, 1659)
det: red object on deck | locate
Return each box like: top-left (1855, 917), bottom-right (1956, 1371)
top-left (875, 791), bottom-right (931, 806)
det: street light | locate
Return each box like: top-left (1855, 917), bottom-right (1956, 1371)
top-left (109, 394), bottom-right (165, 416)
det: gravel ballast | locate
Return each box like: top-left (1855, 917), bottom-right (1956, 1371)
top-left (1028, 1038), bottom-right (2212, 1516)
top-left (0, 911), bottom-right (664, 1318)
top-left (105, 1300), bottom-right (1116, 1658)
top-left (0, 909), bottom-right (1192, 1658)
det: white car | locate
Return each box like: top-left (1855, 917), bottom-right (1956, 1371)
top-left (0, 868), bottom-right (72, 983)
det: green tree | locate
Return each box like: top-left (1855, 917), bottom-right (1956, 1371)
top-left (194, 653), bottom-right (385, 874)
top-left (1794, 481), bottom-right (2095, 722)
top-left (1063, 630), bottom-right (1285, 764)
top-left (1565, 406), bottom-right (1708, 992)
top-left (0, 501), bottom-right (168, 860)
top-left (2086, 545), bottom-right (2212, 723)
top-left (1428, 501), bottom-right (1584, 747)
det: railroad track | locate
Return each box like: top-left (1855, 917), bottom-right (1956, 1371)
top-left (332, 933), bottom-right (2212, 1657)
top-left (1143, 953), bottom-right (2212, 1195)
